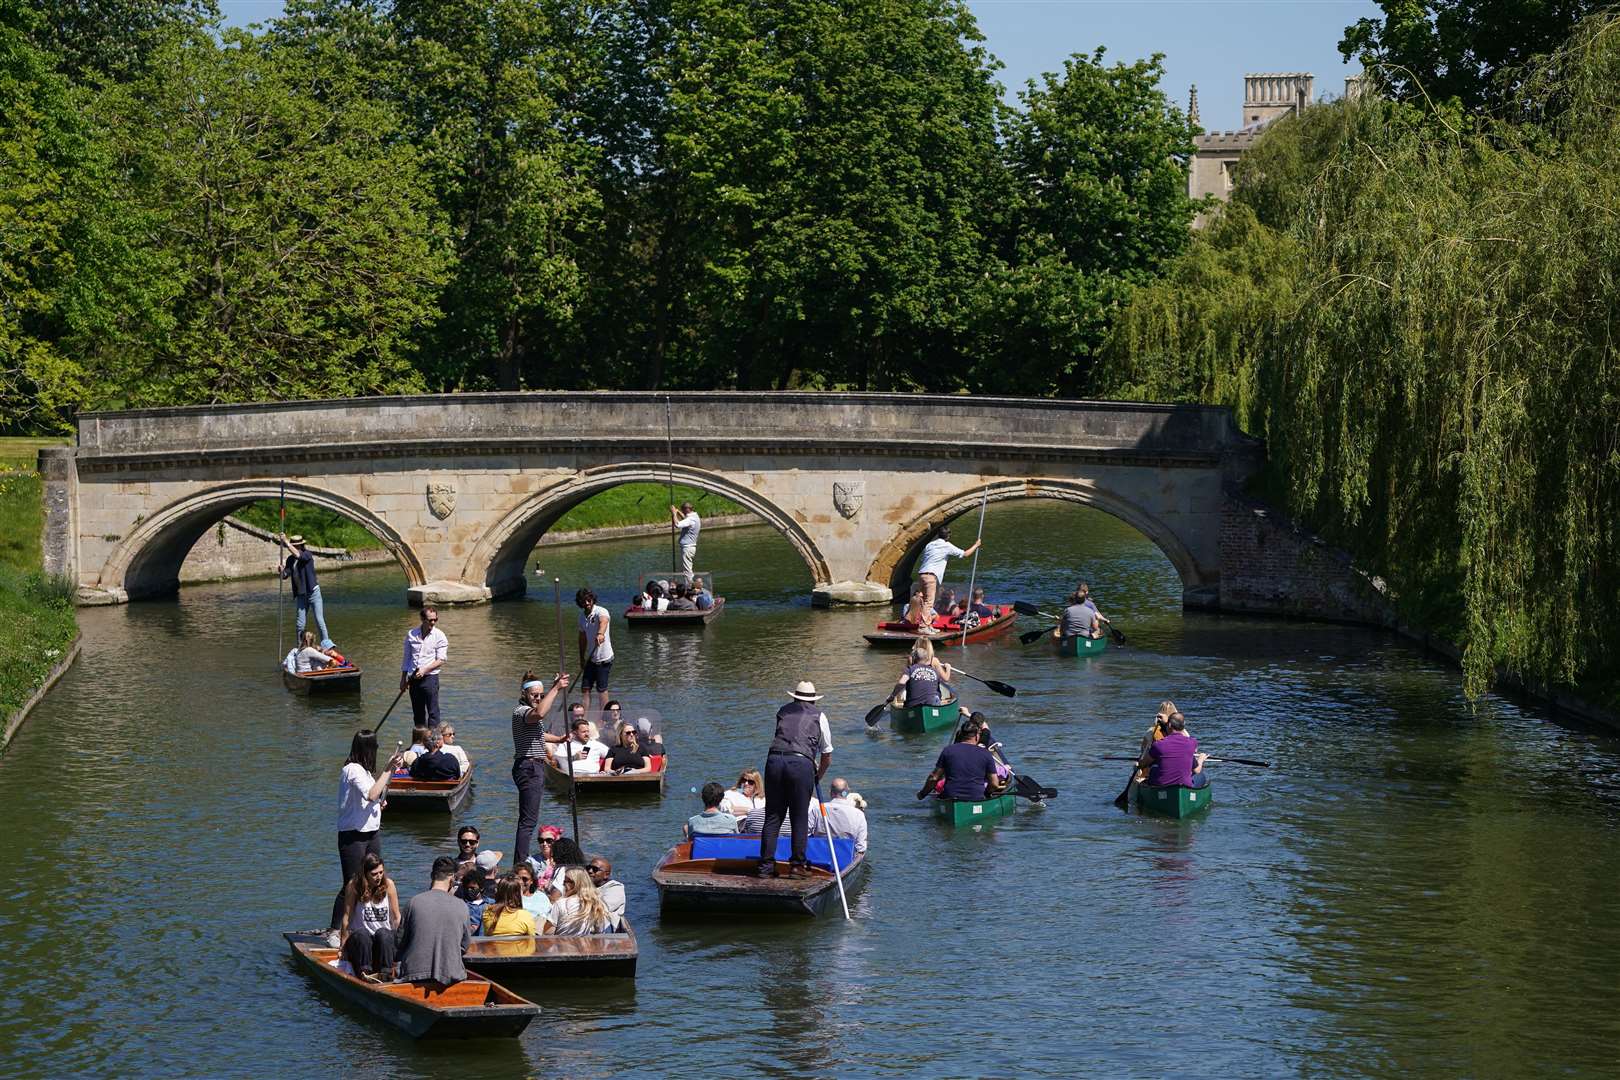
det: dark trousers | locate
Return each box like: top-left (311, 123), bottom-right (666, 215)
top-left (410, 673), bottom-right (441, 727)
top-left (512, 757), bottom-right (546, 866)
top-left (332, 828), bottom-right (382, 929)
top-left (760, 754), bottom-right (814, 866)
top-left (342, 924), bottom-right (396, 975)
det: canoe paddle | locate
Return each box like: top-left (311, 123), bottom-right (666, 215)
top-left (863, 694), bottom-right (896, 727)
top-left (989, 742), bottom-right (1057, 801)
top-left (1014, 600), bottom-right (1126, 646)
top-left (1019, 627), bottom-right (1051, 646)
top-left (1100, 755), bottom-right (1272, 767)
top-left (947, 667), bottom-right (1016, 698)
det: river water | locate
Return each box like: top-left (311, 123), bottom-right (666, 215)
top-left (3, 503), bottom-right (1618, 1078)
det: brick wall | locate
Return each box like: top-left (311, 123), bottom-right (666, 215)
top-left (1216, 496), bottom-right (1392, 624)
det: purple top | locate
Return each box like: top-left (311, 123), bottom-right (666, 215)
top-left (1146, 732), bottom-right (1199, 787)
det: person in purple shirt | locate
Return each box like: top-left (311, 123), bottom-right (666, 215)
top-left (1137, 713), bottom-right (1208, 788)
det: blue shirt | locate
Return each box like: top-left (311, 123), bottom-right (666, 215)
top-left (936, 742), bottom-right (996, 800)
top-left (903, 662), bottom-right (942, 707)
top-left (686, 809), bottom-right (738, 837)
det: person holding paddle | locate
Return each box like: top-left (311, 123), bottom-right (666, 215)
top-left (893, 642), bottom-right (956, 709)
top-left (1056, 584), bottom-right (1103, 642)
top-left (510, 672), bottom-right (571, 866)
top-left (1137, 711), bottom-right (1207, 789)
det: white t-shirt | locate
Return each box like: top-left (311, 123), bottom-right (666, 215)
top-left (917, 539), bottom-right (966, 580)
top-left (676, 512), bottom-right (701, 547)
top-left (721, 788), bottom-right (764, 818)
top-left (336, 762), bottom-right (383, 832)
top-left (578, 604), bottom-right (614, 663)
top-left (560, 738), bottom-right (609, 772)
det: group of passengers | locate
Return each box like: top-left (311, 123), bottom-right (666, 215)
top-left (334, 821), bottom-right (627, 982)
top-left (1056, 581), bottom-right (1111, 642)
top-left (543, 699), bottom-right (665, 776)
top-left (683, 774), bottom-right (869, 855)
top-left (630, 577), bottom-right (714, 612)
top-left (915, 713), bottom-right (1012, 803)
top-left (1131, 699), bottom-right (1207, 792)
top-left (899, 585), bottom-right (996, 635)
top-left (397, 722), bottom-right (471, 781)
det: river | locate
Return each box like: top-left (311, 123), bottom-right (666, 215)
top-left (3, 502), bottom-right (1617, 1078)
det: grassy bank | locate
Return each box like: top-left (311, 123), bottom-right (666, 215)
top-left (0, 439), bottom-right (78, 728)
top-left (235, 482), bottom-right (749, 550)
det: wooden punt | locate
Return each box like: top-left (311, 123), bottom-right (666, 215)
top-left (624, 597), bottom-right (725, 626)
top-left (1058, 634), bottom-right (1108, 658)
top-left (282, 932), bottom-right (539, 1039)
top-left (652, 839), bottom-right (866, 918)
top-left (385, 765), bottom-right (474, 814)
top-left (282, 664), bottom-right (362, 695)
top-left (862, 604), bottom-right (1018, 648)
top-left (1138, 782), bottom-right (1212, 819)
top-left (543, 753), bottom-right (667, 795)
top-left (889, 700), bottom-right (960, 734)
top-left (464, 920), bottom-right (638, 979)
top-left (932, 791), bottom-right (1017, 826)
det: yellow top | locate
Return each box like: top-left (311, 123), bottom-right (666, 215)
top-left (481, 906), bottom-right (538, 937)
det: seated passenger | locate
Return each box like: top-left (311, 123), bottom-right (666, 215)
top-left (667, 583), bottom-right (697, 611)
top-left (915, 720), bottom-right (1004, 802)
top-left (965, 587), bottom-right (995, 621)
top-left (721, 768), bottom-right (765, 819)
top-left (545, 867), bottom-right (617, 935)
top-left (409, 727), bottom-right (461, 781)
top-left (901, 587), bottom-right (939, 634)
top-left (294, 630), bottom-right (338, 673)
top-left (438, 723), bottom-right (470, 776)
top-left (480, 873), bottom-right (539, 937)
top-left (551, 714), bottom-right (609, 771)
top-left (456, 867), bottom-right (491, 932)
top-left (811, 777), bottom-right (869, 855)
top-left (685, 781), bottom-right (740, 837)
top-left (937, 590), bottom-right (959, 621)
top-left (560, 700), bottom-right (601, 743)
top-left (585, 856), bottom-right (626, 927)
top-left (394, 857), bottom-right (472, 988)
top-left (606, 726), bottom-right (652, 774)
top-left (693, 581), bottom-right (714, 610)
top-left (1137, 712), bottom-right (1208, 788)
top-left (894, 641), bottom-right (954, 708)
top-left (401, 725), bottom-right (431, 770)
top-left (1056, 583), bottom-right (1102, 641)
top-left (513, 862), bottom-right (553, 925)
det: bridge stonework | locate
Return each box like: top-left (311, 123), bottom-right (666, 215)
top-left (42, 392), bottom-right (1267, 609)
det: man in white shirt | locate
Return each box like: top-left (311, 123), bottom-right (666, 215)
top-left (550, 715), bottom-right (608, 773)
top-left (670, 501), bottom-right (701, 582)
top-left (575, 587), bottom-right (614, 719)
top-left (585, 855), bottom-right (626, 927)
top-left (813, 777), bottom-right (869, 854)
top-left (916, 525), bottom-right (981, 610)
top-left (400, 606), bottom-right (449, 728)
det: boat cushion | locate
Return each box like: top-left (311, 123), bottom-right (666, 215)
top-left (690, 834), bottom-right (856, 871)
top-left (649, 754), bottom-right (664, 771)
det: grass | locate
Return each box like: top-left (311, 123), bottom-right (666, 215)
top-left (0, 439), bottom-right (78, 730)
top-left (232, 482), bottom-right (748, 549)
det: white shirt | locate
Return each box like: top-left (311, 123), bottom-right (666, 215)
top-left (336, 762), bottom-right (383, 832)
top-left (402, 626), bottom-right (448, 674)
top-left (596, 879), bottom-right (626, 924)
top-left (442, 743), bottom-right (470, 776)
top-left (815, 796), bottom-right (869, 854)
top-left (721, 788), bottom-right (763, 818)
top-left (676, 512), bottom-right (701, 547)
top-left (559, 738), bottom-right (609, 772)
top-left (917, 539), bottom-right (966, 581)
top-left (578, 604), bottom-right (614, 663)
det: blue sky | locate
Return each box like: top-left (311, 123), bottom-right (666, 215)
top-left (218, 0), bottom-right (1375, 130)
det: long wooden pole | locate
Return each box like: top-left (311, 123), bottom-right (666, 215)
top-left (276, 481), bottom-right (286, 663)
top-left (554, 576), bottom-right (579, 842)
top-left (814, 778), bottom-right (852, 921)
top-left (666, 395), bottom-right (677, 574)
top-left (959, 485), bottom-right (988, 647)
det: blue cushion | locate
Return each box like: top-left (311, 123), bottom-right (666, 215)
top-left (690, 834), bottom-right (856, 870)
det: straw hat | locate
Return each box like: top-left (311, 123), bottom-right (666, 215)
top-left (789, 680), bottom-right (823, 702)
top-left (288, 534), bottom-right (306, 546)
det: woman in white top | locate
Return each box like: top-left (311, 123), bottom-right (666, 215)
top-left (721, 767), bottom-right (765, 819)
top-left (338, 852), bottom-right (400, 979)
top-left (544, 867), bottom-right (617, 935)
top-left (295, 630), bottom-right (338, 673)
top-left (332, 730), bottom-right (404, 930)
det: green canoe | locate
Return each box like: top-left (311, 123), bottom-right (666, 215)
top-left (1137, 782), bottom-right (1212, 819)
top-left (889, 701), bottom-right (958, 734)
top-left (932, 792), bottom-right (1017, 826)
top-left (1058, 634), bottom-right (1108, 658)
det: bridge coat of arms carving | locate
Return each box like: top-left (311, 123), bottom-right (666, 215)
top-left (426, 482), bottom-right (457, 520)
top-left (832, 481), bottom-right (864, 520)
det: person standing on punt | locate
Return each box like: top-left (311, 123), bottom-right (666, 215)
top-left (401, 607), bottom-right (448, 728)
top-left (511, 672), bottom-right (570, 866)
top-left (277, 533), bottom-right (334, 648)
top-left (575, 588), bottom-right (614, 721)
top-left (758, 681), bottom-right (834, 880)
top-left (671, 501), bottom-right (701, 582)
top-left (396, 857), bottom-right (472, 987)
top-left (332, 730), bottom-right (405, 930)
top-left (916, 525), bottom-right (981, 612)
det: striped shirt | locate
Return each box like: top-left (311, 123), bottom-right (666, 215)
top-left (512, 705), bottom-right (550, 760)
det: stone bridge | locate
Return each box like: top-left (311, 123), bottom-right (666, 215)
top-left (41, 392), bottom-right (1266, 608)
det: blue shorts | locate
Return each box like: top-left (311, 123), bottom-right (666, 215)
top-left (581, 659), bottom-right (612, 691)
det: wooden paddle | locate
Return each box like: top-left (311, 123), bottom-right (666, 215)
top-left (276, 481), bottom-right (287, 664)
top-left (947, 666), bottom-right (1016, 698)
top-left (1015, 599), bottom-right (1127, 646)
top-left (988, 741), bottom-right (1057, 800)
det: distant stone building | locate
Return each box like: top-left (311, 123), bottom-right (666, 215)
top-left (1187, 73), bottom-right (1315, 224)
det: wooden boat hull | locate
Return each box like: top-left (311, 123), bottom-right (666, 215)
top-left (543, 755), bottom-right (667, 795)
top-left (652, 841), bottom-right (866, 917)
top-left (1138, 782), bottom-right (1212, 819)
top-left (932, 791), bottom-right (1017, 826)
top-left (889, 701), bottom-right (958, 734)
top-left (283, 933), bottom-right (539, 1039)
top-left (386, 766), bottom-right (474, 813)
top-left (1058, 634), bottom-right (1108, 658)
top-left (863, 605), bottom-right (1016, 648)
top-left (625, 598), bottom-right (725, 626)
top-left (464, 922), bottom-right (638, 979)
top-left (282, 665), bottom-right (362, 695)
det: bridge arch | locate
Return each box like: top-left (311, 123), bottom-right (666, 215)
top-left (869, 478), bottom-right (1212, 598)
top-left (467, 463), bottom-right (834, 598)
top-left (97, 480), bottom-right (427, 601)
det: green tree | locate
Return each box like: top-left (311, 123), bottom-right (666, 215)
top-left (77, 19), bottom-right (448, 406)
top-left (975, 49), bottom-right (1196, 396)
top-left (1340, 0), bottom-right (1611, 111)
top-left (33, 0), bottom-right (215, 79)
